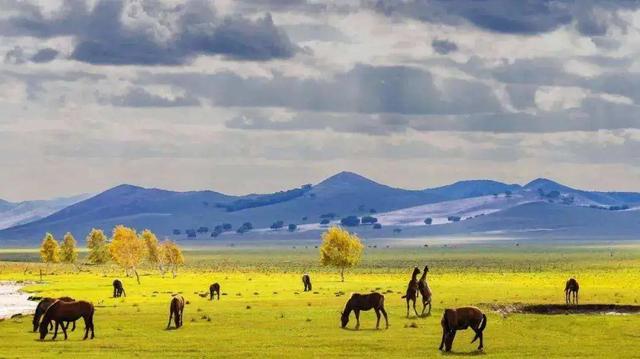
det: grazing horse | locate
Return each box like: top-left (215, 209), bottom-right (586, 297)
top-left (167, 295), bottom-right (185, 329)
top-left (439, 307), bottom-right (487, 352)
top-left (340, 292), bottom-right (388, 330)
top-left (113, 279), bottom-right (126, 298)
top-left (209, 283), bottom-right (221, 300)
top-left (39, 300), bottom-right (95, 341)
top-left (32, 296), bottom-right (76, 332)
top-left (417, 265), bottom-right (432, 316)
top-left (565, 278), bottom-right (579, 305)
top-left (302, 274), bottom-right (312, 292)
top-left (401, 267), bottom-right (420, 317)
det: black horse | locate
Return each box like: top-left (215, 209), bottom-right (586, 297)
top-left (340, 292), bottom-right (388, 330)
top-left (302, 274), bottom-right (312, 292)
top-left (209, 283), bottom-right (220, 300)
top-left (113, 279), bottom-right (126, 298)
top-left (32, 296), bottom-right (76, 332)
top-left (401, 267), bottom-right (420, 317)
top-left (439, 307), bottom-right (487, 352)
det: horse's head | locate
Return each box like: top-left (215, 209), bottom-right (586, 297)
top-left (412, 267), bottom-right (421, 277)
top-left (38, 320), bottom-right (49, 340)
top-left (340, 311), bottom-right (349, 328)
top-left (423, 265), bottom-right (429, 273)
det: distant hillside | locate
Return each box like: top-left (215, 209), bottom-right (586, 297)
top-left (0, 194), bottom-right (91, 230)
top-left (424, 180), bottom-right (521, 200)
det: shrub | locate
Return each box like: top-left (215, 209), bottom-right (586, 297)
top-left (288, 224), bottom-right (297, 232)
top-left (424, 218), bottom-right (432, 225)
top-left (186, 229), bottom-right (196, 238)
top-left (172, 229), bottom-right (181, 235)
top-left (373, 223), bottom-right (382, 229)
top-left (361, 216), bottom-right (378, 224)
top-left (270, 220), bottom-right (284, 230)
top-left (320, 219), bottom-right (330, 225)
top-left (197, 226), bottom-right (209, 233)
top-left (447, 216), bottom-right (461, 222)
top-left (340, 216), bottom-right (360, 227)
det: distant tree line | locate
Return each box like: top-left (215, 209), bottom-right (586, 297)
top-left (217, 185), bottom-right (312, 212)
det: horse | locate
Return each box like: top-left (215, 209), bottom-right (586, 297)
top-left (302, 274), bottom-right (312, 292)
top-left (340, 292), bottom-right (388, 330)
top-left (401, 267), bottom-right (420, 317)
top-left (39, 300), bottom-right (95, 341)
top-left (209, 283), bottom-right (220, 300)
top-left (417, 265), bottom-right (432, 316)
top-left (565, 278), bottom-right (579, 305)
top-left (439, 307), bottom-right (487, 352)
top-left (113, 279), bottom-right (126, 298)
top-left (32, 296), bottom-right (76, 332)
top-left (167, 295), bottom-right (185, 329)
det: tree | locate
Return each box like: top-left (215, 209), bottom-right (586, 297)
top-left (109, 225), bottom-right (146, 284)
top-left (60, 232), bottom-right (78, 265)
top-left (40, 233), bottom-right (60, 265)
top-left (320, 219), bottom-right (330, 225)
top-left (424, 217), bottom-right (432, 225)
top-left (340, 216), bottom-right (360, 227)
top-left (361, 216), bottom-right (378, 224)
top-left (319, 226), bottom-right (363, 282)
top-left (160, 240), bottom-right (184, 278)
top-left (141, 229), bottom-right (161, 272)
top-left (288, 223), bottom-right (297, 232)
top-left (373, 223), bottom-right (382, 229)
top-left (86, 228), bottom-right (110, 265)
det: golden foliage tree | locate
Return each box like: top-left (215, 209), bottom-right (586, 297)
top-left (60, 232), bottom-right (78, 264)
top-left (86, 228), bottom-right (110, 265)
top-left (160, 240), bottom-right (184, 278)
top-left (319, 226), bottom-right (364, 282)
top-left (40, 232), bottom-right (60, 265)
top-left (109, 225), bottom-right (146, 283)
top-left (141, 229), bottom-right (161, 271)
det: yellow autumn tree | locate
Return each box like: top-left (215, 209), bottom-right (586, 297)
top-left (40, 232), bottom-right (60, 265)
top-left (109, 225), bottom-right (146, 283)
top-left (319, 226), bottom-right (364, 282)
top-left (160, 240), bottom-right (184, 278)
top-left (86, 228), bottom-right (110, 265)
top-left (60, 232), bottom-right (78, 264)
top-left (141, 229), bottom-right (161, 272)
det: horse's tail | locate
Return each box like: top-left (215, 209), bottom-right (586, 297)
top-left (471, 314), bottom-right (487, 343)
top-left (401, 295), bottom-right (407, 299)
top-left (441, 310), bottom-right (450, 332)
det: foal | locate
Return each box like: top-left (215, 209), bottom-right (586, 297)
top-left (32, 296), bottom-right (76, 332)
top-left (302, 274), bottom-right (312, 292)
top-left (39, 300), bottom-right (95, 341)
top-left (439, 307), bottom-right (487, 352)
top-left (209, 283), bottom-right (221, 300)
top-left (417, 265), bottom-right (432, 316)
top-left (113, 279), bottom-right (126, 298)
top-left (401, 267), bottom-right (420, 317)
top-left (341, 292), bottom-right (388, 330)
top-left (565, 278), bottom-right (579, 305)
top-left (167, 295), bottom-right (185, 329)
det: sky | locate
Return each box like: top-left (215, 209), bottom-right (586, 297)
top-left (3, 0), bottom-right (640, 201)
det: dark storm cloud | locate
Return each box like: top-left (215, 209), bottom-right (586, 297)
top-left (0, 0), bottom-right (299, 65)
top-left (30, 48), bottom-right (58, 63)
top-left (431, 39), bottom-right (458, 54)
top-left (108, 87), bottom-right (200, 107)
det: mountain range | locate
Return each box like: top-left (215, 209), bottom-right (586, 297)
top-left (1, 172), bottom-right (639, 244)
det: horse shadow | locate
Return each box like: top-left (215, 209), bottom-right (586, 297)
top-left (441, 350), bottom-right (486, 356)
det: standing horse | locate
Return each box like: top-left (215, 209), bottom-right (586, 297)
top-left (401, 267), bottom-right (420, 317)
top-left (418, 265), bottom-right (432, 316)
top-left (565, 278), bottom-right (579, 305)
top-left (113, 279), bottom-right (126, 298)
top-left (32, 296), bottom-right (76, 332)
top-left (209, 283), bottom-right (221, 300)
top-left (439, 307), bottom-right (487, 352)
top-left (302, 274), bottom-right (312, 292)
top-left (39, 300), bottom-right (95, 341)
top-left (167, 295), bottom-right (185, 329)
top-left (340, 292), bottom-right (388, 330)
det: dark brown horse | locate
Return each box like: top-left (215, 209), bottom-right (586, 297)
top-left (113, 279), bottom-right (126, 298)
top-left (39, 300), bottom-right (95, 340)
top-left (439, 307), bottom-right (487, 352)
top-left (340, 292), bottom-right (388, 330)
top-left (209, 283), bottom-right (220, 300)
top-left (302, 274), bottom-right (312, 292)
top-left (32, 296), bottom-right (76, 332)
top-left (401, 267), bottom-right (420, 317)
top-left (167, 295), bottom-right (185, 329)
top-left (565, 277), bottom-right (579, 305)
top-left (418, 265), bottom-right (432, 316)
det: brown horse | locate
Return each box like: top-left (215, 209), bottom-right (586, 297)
top-left (565, 278), bottom-right (579, 305)
top-left (340, 292), bottom-right (388, 330)
top-left (32, 296), bottom-right (76, 332)
top-left (39, 300), bottom-right (95, 340)
top-left (439, 307), bottom-right (487, 352)
top-left (209, 283), bottom-right (220, 300)
top-left (302, 274), bottom-right (312, 292)
top-left (167, 295), bottom-right (185, 329)
top-left (113, 279), bottom-right (126, 298)
top-left (417, 265), bottom-right (432, 316)
top-left (401, 267), bottom-right (420, 317)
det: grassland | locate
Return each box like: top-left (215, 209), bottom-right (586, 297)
top-left (1, 239), bottom-right (640, 358)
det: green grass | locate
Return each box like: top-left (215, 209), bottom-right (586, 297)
top-left (1, 240), bottom-right (640, 358)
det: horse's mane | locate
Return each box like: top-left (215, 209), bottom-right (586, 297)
top-left (41, 299), bottom-right (61, 322)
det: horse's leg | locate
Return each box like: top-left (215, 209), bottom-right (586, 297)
top-left (478, 329), bottom-right (484, 350)
top-left (439, 328), bottom-right (446, 350)
top-left (380, 307), bottom-right (389, 329)
top-left (72, 320), bottom-right (76, 331)
top-left (354, 310), bottom-right (360, 330)
top-left (83, 316), bottom-right (89, 340)
top-left (412, 296), bottom-right (419, 317)
top-left (427, 301), bottom-right (432, 316)
top-left (575, 290), bottom-right (579, 305)
top-left (374, 309), bottom-right (381, 329)
top-left (60, 320), bottom-right (68, 340)
top-left (405, 298), bottom-right (410, 318)
top-left (167, 310), bottom-right (173, 329)
top-left (446, 330), bottom-right (457, 352)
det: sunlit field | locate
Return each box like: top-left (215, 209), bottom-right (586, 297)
top-left (1, 239), bottom-right (640, 358)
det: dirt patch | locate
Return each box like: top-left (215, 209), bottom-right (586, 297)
top-left (484, 303), bottom-right (640, 315)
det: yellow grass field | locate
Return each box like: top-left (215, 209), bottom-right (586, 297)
top-left (1, 240), bottom-right (639, 358)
